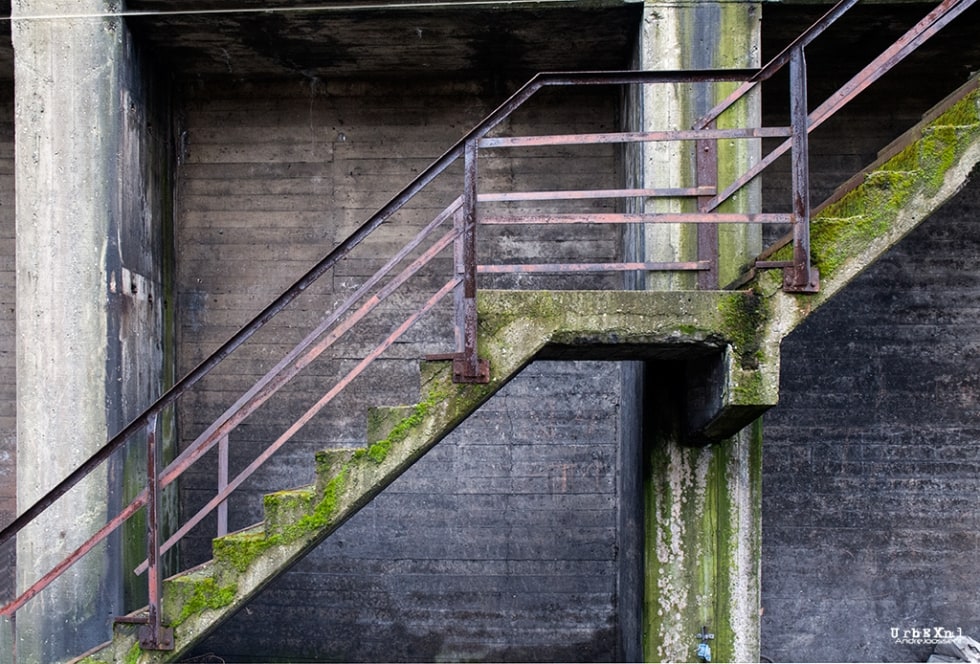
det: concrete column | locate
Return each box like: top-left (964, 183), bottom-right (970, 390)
top-left (635, 0), bottom-right (761, 289)
top-left (13, 2), bottom-right (126, 661)
top-left (643, 377), bottom-right (762, 661)
top-left (626, 1), bottom-right (764, 660)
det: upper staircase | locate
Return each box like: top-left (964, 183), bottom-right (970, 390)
top-left (1, 0), bottom-right (978, 660)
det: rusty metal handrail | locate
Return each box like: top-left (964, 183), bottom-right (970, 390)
top-left (3, 0), bottom-right (974, 649)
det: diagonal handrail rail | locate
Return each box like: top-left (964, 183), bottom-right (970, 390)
top-left (0, 71), bottom-right (755, 553)
top-left (3, 0), bottom-right (975, 650)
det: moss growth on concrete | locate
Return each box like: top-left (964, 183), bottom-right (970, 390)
top-left (124, 641), bottom-right (143, 664)
top-left (282, 466), bottom-right (350, 541)
top-left (168, 574), bottom-right (238, 627)
top-left (806, 86), bottom-right (979, 283)
top-left (79, 653), bottom-right (115, 664)
top-left (754, 83), bottom-right (980, 298)
top-left (717, 292), bottom-right (765, 369)
top-left (212, 529), bottom-right (271, 574)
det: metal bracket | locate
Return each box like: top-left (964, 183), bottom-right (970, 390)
top-left (138, 624), bottom-right (175, 650)
top-left (782, 265), bottom-right (820, 293)
top-left (452, 356), bottom-right (490, 384)
top-left (424, 352), bottom-right (491, 384)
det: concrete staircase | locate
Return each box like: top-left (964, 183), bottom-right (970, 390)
top-left (76, 74), bottom-right (980, 664)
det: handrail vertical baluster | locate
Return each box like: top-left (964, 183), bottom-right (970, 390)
top-left (140, 413), bottom-right (174, 650)
top-left (785, 46), bottom-right (820, 292)
top-left (454, 139), bottom-right (489, 383)
top-left (697, 120), bottom-right (719, 290)
top-left (217, 434), bottom-right (229, 537)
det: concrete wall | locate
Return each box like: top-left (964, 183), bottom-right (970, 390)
top-left (761, 174), bottom-right (980, 662)
top-left (173, 78), bottom-right (629, 660)
top-left (0, 80), bottom-right (13, 607)
top-left (759, 5), bottom-right (980, 660)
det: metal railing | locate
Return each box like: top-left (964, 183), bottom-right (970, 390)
top-left (0, 0), bottom-right (974, 650)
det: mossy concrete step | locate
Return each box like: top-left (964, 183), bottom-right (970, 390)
top-left (754, 73), bottom-right (980, 340)
top-left (366, 404), bottom-right (418, 446)
top-left (76, 289), bottom-right (786, 663)
top-left (475, 289), bottom-right (780, 444)
top-left (262, 487), bottom-right (317, 538)
top-left (314, 447), bottom-right (358, 496)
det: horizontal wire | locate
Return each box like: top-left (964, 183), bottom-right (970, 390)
top-left (2, 0), bottom-right (586, 22)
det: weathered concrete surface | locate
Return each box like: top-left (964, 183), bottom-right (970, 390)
top-left (0, 80), bottom-right (14, 610)
top-left (628, 2), bottom-right (765, 660)
top-left (13, 3), bottom-right (122, 660)
top-left (12, 2), bottom-right (173, 661)
top-left (630, 0), bottom-right (762, 291)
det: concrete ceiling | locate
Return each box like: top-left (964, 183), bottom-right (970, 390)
top-left (0, 2), bottom-right (976, 93)
top-left (124, 0), bottom-right (645, 82)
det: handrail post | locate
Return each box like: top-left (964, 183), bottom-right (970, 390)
top-left (217, 434), bottom-right (229, 537)
top-left (696, 121), bottom-right (719, 290)
top-left (454, 139), bottom-right (490, 383)
top-left (784, 46), bottom-right (820, 293)
top-left (140, 413), bottom-right (174, 651)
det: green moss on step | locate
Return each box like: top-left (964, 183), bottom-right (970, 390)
top-left (758, 85), bottom-right (980, 293)
top-left (280, 466), bottom-right (350, 541)
top-left (356, 387), bottom-right (449, 465)
top-left (213, 530), bottom-right (273, 574)
top-left (169, 575), bottom-right (238, 627)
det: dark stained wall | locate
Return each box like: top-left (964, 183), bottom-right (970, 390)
top-left (759, 6), bottom-right (980, 658)
top-left (760, 172), bottom-right (980, 663)
top-left (175, 78), bottom-right (629, 661)
top-left (0, 81), bottom-right (12, 606)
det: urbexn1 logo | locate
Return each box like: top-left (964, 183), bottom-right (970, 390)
top-left (892, 626), bottom-right (963, 645)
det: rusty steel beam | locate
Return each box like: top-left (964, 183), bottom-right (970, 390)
top-left (479, 213), bottom-right (792, 225)
top-left (140, 414), bottom-right (174, 651)
top-left (457, 139), bottom-right (485, 383)
top-left (697, 123), bottom-right (720, 290)
top-left (477, 261), bottom-right (709, 274)
top-left (478, 126), bottom-right (791, 149)
top-left (784, 47), bottom-right (820, 293)
top-left (478, 187), bottom-right (715, 203)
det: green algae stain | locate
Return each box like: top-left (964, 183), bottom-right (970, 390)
top-left (212, 531), bottom-right (272, 574)
top-left (124, 641), bottom-right (143, 664)
top-left (717, 292), bottom-right (765, 369)
top-left (169, 575), bottom-right (238, 627)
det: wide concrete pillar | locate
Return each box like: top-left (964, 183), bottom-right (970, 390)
top-left (11, 2), bottom-right (139, 661)
top-left (625, 1), bottom-right (764, 660)
top-left (643, 376), bottom-right (763, 661)
top-left (632, 0), bottom-right (762, 290)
